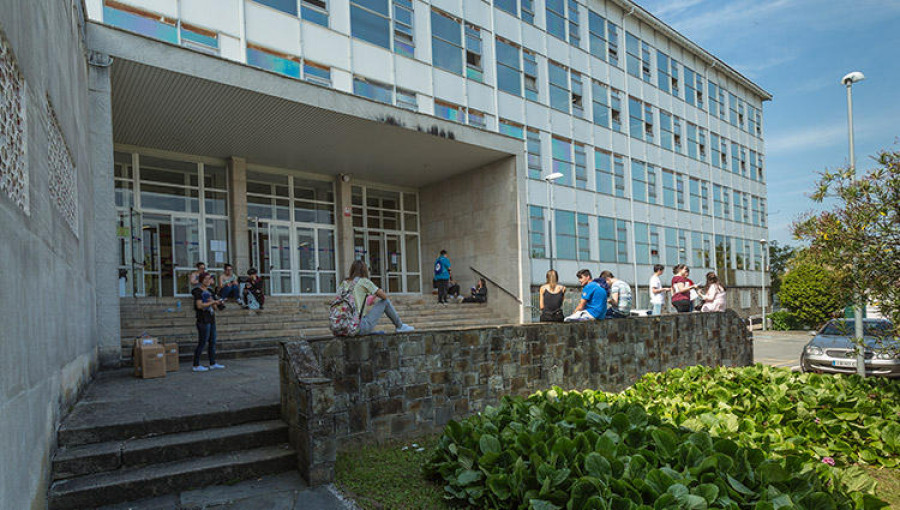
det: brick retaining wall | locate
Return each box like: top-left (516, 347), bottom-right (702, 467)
top-left (279, 310), bottom-right (752, 484)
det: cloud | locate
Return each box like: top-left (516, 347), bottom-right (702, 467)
top-left (731, 53), bottom-right (798, 79)
top-left (765, 124), bottom-right (846, 155)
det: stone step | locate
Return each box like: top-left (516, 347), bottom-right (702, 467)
top-left (58, 403), bottom-right (280, 448)
top-left (119, 302), bottom-right (489, 322)
top-left (52, 420), bottom-right (288, 481)
top-left (48, 444), bottom-right (296, 510)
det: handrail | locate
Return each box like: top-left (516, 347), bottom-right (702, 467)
top-left (469, 267), bottom-right (522, 304)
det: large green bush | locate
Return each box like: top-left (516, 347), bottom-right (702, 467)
top-left (779, 261), bottom-right (846, 328)
top-left (768, 310), bottom-right (802, 330)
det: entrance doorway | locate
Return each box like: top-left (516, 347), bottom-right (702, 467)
top-left (141, 213), bottom-right (201, 297)
top-left (248, 218), bottom-right (337, 295)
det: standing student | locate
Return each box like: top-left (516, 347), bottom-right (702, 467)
top-left (700, 272), bottom-right (727, 312)
top-left (648, 264), bottom-right (670, 316)
top-left (192, 273), bottom-right (225, 372)
top-left (539, 270), bottom-right (566, 322)
top-left (340, 260), bottom-right (415, 335)
top-left (670, 264), bottom-right (698, 313)
top-left (600, 271), bottom-right (632, 319)
top-left (564, 269), bottom-right (607, 322)
top-left (433, 249), bottom-right (451, 304)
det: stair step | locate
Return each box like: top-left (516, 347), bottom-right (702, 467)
top-left (58, 404), bottom-right (280, 448)
top-left (53, 420), bottom-right (288, 481)
top-left (48, 444), bottom-right (296, 510)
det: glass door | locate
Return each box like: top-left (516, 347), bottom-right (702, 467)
top-left (269, 223), bottom-right (293, 294)
top-left (385, 232), bottom-right (403, 293)
top-left (117, 209), bottom-right (146, 296)
top-left (173, 217), bottom-right (201, 295)
top-left (366, 234), bottom-right (384, 290)
top-left (141, 213), bottom-right (168, 297)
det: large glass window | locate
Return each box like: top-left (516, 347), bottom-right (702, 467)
top-left (574, 144), bottom-right (587, 189)
top-left (555, 210), bottom-right (577, 260)
top-left (628, 97), bottom-right (653, 142)
top-left (551, 137), bottom-right (573, 186)
top-left (607, 21), bottom-right (619, 67)
top-left (731, 142), bottom-right (740, 174)
top-left (523, 50), bottom-right (538, 101)
top-left (529, 205), bottom-right (545, 258)
top-left (687, 123), bottom-right (699, 159)
top-left (659, 111), bottom-right (673, 151)
top-left (351, 0), bottom-right (413, 56)
top-left (431, 10), bottom-right (462, 74)
top-left (689, 178), bottom-right (702, 214)
top-left (352, 186), bottom-right (420, 292)
top-left (496, 38), bottom-right (522, 96)
top-left (594, 150), bottom-right (612, 195)
top-left (631, 160), bottom-right (656, 204)
top-left (640, 41), bottom-right (651, 82)
top-left (684, 66), bottom-right (697, 106)
top-left (701, 181), bottom-right (710, 216)
top-left (571, 71), bottom-right (584, 118)
top-left (577, 213), bottom-right (592, 261)
top-left (657, 51), bottom-right (671, 93)
top-left (588, 11), bottom-right (607, 61)
top-left (253, 0), bottom-right (297, 15)
top-left (434, 99), bottom-right (464, 122)
top-left (634, 222), bottom-right (650, 264)
top-left (549, 61), bottom-right (569, 112)
top-left (393, 0), bottom-right (415, 57)
top-left (527, 128), bottom-right (542, 179)
top-left (247, 44), bottom-right (301, 78)
top-left (598, 216), bottom-right (627, 263)
top-left (103, 1), bottom-right (178, 44)
top-left (302, 0), bottom-right (329, 26)
top-left (567, 0), bottom-right (580, 47)
top-left (591, 80), bottom-right (609, 128)
top-left (625, 31), bottom-right (640, 78)
top-left (465, 24), bottom-right (483, 81)
top-left (692, 231), bottom-right (712, 268)
top-left (613, 154), bottom-right (626, 197)
top-left (499, 119), bottom-right (524, 139)
top-left (546, 0), bottom-right (566, 40)
top-left (662, 170), bottom-right (676, 209)
top-left (353, 77), bottom-right (393, 104)
top-left (610, 88), bottom-right (623, 132)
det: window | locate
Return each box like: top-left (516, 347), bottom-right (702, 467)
top-left (708, 81), bottom-right (722, 117)
top-left (698, 127), bottom-right (707, 161)
top-left (496, 0), bottom-right (534, 23)
top-left (567, 0), bottom-right (580, 47)
top-left (716, 234), bottom-right (733, 271)
top-left (751, 151), bottom-right (764, 181)
top-left (689, 178), bottom-right (701, 214)
top-left (675, 173), bottom-right (685, 210)
top-left (495, 0), bottom-right (517, 17)
top-left (628, 97), bottom-right (653, 142)
top-left (181, 23), bottom-right (218, 54)
top-left (588, 11), bottom-right (607, 61)
top-left (735, 238), bottom-right (748, 270)
top-left (640, 41), bottom-right (652, 82)
top-left (711, 133), bottom-right (722, 168)
top-left (625, 31), bottom-right (640, 78)
top-left (546, 0), bottom-right (566, 40)
top-left (247, 44), bottom-right (301, 78)
top-left (434, 99), bottom-right (464, 121)
top-left (684, 66), bottom-right (702, 107)
top-left (521, 0), bottom-right (534, 24)
top-left (607, 22), bottom-right (620, 66)
top-left (722, 186), bottom-right (731, 219)
top-left (610, 88), bottom-right (623, 132)
top-left (753, 241), bottom-right (762, 271)
top-left (499, 119), bottom-right (524, 139)
top-left (571, 71), bottom-right (584, 117)
top-left (754, 109), bottom-right (763, 137)
top-left (303, 61), bottom-right (331, 87)
top-left (733, 190), bottom-right (744, 224)
top-left (393, 0), bottom-right (415, 57)
top-left (731, 142), bottom-right (740, 174)
top-left (662, 170), bottom-right (676, 209)
top-left (634, 222), bottom-right (650, 264)
top-left (738, 99), bottom-right (746, 130)
top-left (740, 147), bottom-right (748, 177)
top-left (748, 105), bottom-right (758, 136)
top-left (665, 227), bottom-right (681, 265)
top-left (716, 84), bottom-right (726, 120)
top-left (670, 57), bottom-right (680, 95)
top-left (465, 24), bottom-right (483, 81)
top-left (523, 50), bottom-right (538, 101)
top-left (302, 0), bottom-right (329, 26)
top-left (467, 108), bottom-right (487, 128)
top-left (719, 135), bottom-right (729, 169)
top-left (728, 92), bottom-right (739, 126)
top-left (742, 193), bottom-right (750, 224)
top-left (713, 184), bottom-right (723, 218)
top-left (549, 61), bottom-right (569, 112)
top-left (657, 50), bottom-right (671, 93)
top-left (692, 231), bottom-right (712, 268)
top-left (659, 111), bottom-right (673, 151)
top-left (496, 38), bottom-right (522, 96)
top-left (253, 0), bottom-right (297, 15)
top-left (614, 154), bottom-right (626, 197)
top-left (631, 160), bottom-right (656, 204)
top-left (555, 210), bottom-right (577, 260)
top-left (350, 0), bottom-right (413, 57)
top-left (672, 115), bottom-right (683, 153)
top-left (431, 10), bottom-right (462, 75)
top-left (574, 144), bottom-right (587, 189)
top-left (353, 77), bottom-right (392, 103)
top-left (527, 128), bottom-right (542, 179)
top-left (577, 213), bottom-right (592, 261)
top-left (103, 0), bottom-right (177, 44)
top-left (591, 80), bottom-right (609, 128)
top-left (396, 87), bottom-right (417, 110)
top-left (595, 150), bottom-right (613, 195)
top-left (598, 216), bottom-right (627, 263)
top-left (700, 181), bottom-right (709, 215)
top-left (551, 136), bottom-right (573, 186)
top-left (529, 205), bottom-right (546, 258)
top-left (760, 199), bottom-right (767, 227)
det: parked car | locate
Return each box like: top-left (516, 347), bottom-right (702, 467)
top-left (800, 319), bottom-right (899, 377)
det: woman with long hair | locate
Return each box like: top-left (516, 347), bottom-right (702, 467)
top-left (670, 264), bottom-right (698, 313)
top-left (462, 278), bottom-right (488, 303)
top-left (700, 272), bottom-right (727, 312)
top-left (340, 260), bottom-right (414, 335)
top-left (539, 270), bottom-right (566, 322)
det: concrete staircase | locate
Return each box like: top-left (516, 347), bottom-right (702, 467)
top-left (119, 295), bottom-right (507, 364)
top-left (48, 403), bottom-right (294, 509)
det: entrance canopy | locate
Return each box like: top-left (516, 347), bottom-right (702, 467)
top-left (88, 23), bottom-right (520, 188)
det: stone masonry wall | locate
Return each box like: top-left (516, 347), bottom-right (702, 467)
top-left (280, 311), bottom-right (752, 484)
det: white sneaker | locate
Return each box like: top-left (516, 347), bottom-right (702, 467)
top-left (192, 365), bottom-right (209, 372)
top-left (396, 324), bottom-right (415, 333)
top-left (209, 363), bottom-right (226, 370)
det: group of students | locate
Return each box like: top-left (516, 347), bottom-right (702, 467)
top-left (432, 250), bottom-right (488, 305)
top-left (537, 264), bottom-right (726, 322)
top-left (188, 262), bottom-right (266, 310)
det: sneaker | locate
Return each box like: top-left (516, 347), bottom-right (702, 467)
top-left (396, 324), bottom-right (415, 333)
top-left (192, 365), bottom-right (209, 372)
top-left (456, 296), bottom-right (465, 303)
top-left (209, 363), bottom-right (226, 370)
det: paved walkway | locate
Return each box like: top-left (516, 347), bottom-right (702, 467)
top-left (753, 330), bottom-right (811, 369)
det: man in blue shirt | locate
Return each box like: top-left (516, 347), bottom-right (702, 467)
top-left (564, 269), bottom-right (608, 321)
top-left (434, 249), bottom-right (451, 304)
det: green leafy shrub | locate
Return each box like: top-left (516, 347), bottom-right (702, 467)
top-left (768, 310), bottom-right (802, 331)
top-left (780, 261), bottom-right (846, 328)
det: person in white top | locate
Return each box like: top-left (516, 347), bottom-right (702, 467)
top-left (700, 272), bottom-right (727, 312)
top-left (648, 264), bottom-right (670, 316)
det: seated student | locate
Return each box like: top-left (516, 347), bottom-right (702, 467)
top-left (242, 268), bottom-right (265, 310)
top-left (539, 270), bottom-right (566, 322)
top-left (189, 262), bottom-right (206, 290)
top-left (218, 264), bottom-right (243, 305)
top-left (564, 269), bottom-right (607, 322)
top-left (447, 277), bottom-right (462, 302)
top-left (462, 278), bottom-right (488, 303)
top-left (599, 270), bottom-right (632, 319)
top-left (340, 260), bottom-right (415, 335)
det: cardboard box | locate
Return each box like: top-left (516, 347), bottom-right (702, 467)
top-left (138, 344), bottom-right (167, 379)
top-left (132, 337), bottom-right (162, 378)
top-left (163, 343), bottom-right (179, 372)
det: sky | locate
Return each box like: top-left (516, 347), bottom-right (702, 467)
top-left (637, 0), bottom-right (900, 245)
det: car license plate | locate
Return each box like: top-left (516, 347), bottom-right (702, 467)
top-left (833, 359), bottom-right (857, 367)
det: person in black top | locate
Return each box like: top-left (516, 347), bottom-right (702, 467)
top-left (462, 278), bottom-right (488, 303)
top-left (242, 268), bottom-right (265, 310)
top-left (191, 273), bottom-right (225, 372)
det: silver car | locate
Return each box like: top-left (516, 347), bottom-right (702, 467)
top-left (800, 319), bottom-right (900, 378)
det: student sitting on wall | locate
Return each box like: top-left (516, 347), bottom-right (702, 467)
top-left (462, 279), bottom-right (488, 303)
top-left (341, 260), bottom-right (415, 335)
top-left (564, 269), bottom-right (607, 322)
top-left (599, 270), bottom-right (632, 319)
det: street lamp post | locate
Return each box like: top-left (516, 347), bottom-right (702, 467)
top-left (760, 239), bottom-right (767, 331)
top-left (842, 71), bottom-right (866, 377)
top-left (544, 172), bottom-right (565, 271)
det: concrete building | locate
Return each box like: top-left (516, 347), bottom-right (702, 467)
top-left (0, 0), bottom-right (769, 505)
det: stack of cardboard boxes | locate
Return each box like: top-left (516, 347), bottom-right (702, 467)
top-left (133, 336), bottom-right (179, 378)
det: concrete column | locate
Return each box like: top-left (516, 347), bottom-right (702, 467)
top-left (89, 53), bottom-right (121, 368)
top-left (228, 157), bottom-right (250, 272)
top-left (335, 175), bottom-right (354, 278)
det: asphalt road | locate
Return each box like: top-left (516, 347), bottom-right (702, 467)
top-left (752, 330), bottom-right (812, 369)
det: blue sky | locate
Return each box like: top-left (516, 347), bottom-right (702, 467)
top-left (638, 0), bottom-right (900, 245)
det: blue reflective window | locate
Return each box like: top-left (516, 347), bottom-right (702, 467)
top-left (546, 0), bottom-right (565, 40)
top-left (588, 11), bottom-right (606, 61)
top-left (431, 11), bottom-right (462, 74)
top-left (548, 62), bottom-right (568, 112)
top-left (253, 0), bottom-right (298, 15)
top-left (555, 210), bottom-right (577, 260)
top-left (351, 0), bottom-right (390, 49)
top-left (495, 0), bottom-right (517, 16)
top-left (625, 31), bottom-right (640, 78)
top-left (499, 120), bottom-right (524, 139)
top-left (496, 39), bottom-right (522, 96)
top-left (303, 62), bottom-right (331, 87)
top-left (527, 129), bottom-right (542, 179)
top-left (181, 25), bottom-right (218, 53)
top-left (353, 78), bottom-right (392, 104)
top-left (103, 5), bottom-right (178, 44)
top-left (551, 137), bottom-right (572, 186)
top-left (594, 150), bottom-right (612, 195)
top-left (247, 46), bottom-right (300, 78)
top-left (302, 0), bottom-right (329, 26)
top-left (435, 101), bottom-right (463, 122)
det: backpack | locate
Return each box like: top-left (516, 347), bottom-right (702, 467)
top-left (434, 259), bottom-right (443, 277)
top-left (329, 279), bottom-right (361, 336)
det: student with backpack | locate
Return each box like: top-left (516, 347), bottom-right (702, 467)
top-left (329, 260), bottom-right (415, 336)
top-left (434, 249), bottom-right (451, 304)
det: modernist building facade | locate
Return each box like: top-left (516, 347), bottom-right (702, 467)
top-left (86, 0), bottom-right (770, 314)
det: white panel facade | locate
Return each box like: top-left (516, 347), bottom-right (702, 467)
top-left (245, 2), bottom-right (301, 54)
top-left (182, 0), bottom-right (242, 35)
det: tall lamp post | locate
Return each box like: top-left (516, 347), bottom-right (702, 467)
top-left (544, 172), bottom-right (564, 270)
top-left (842, 71), bottom-right (866, 377)
top-left (760, 239), bottom-right (767, 331)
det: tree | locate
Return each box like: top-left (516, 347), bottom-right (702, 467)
top-left (767, 241), bottom-right (795, 298)
top-left (792, 149), bottom-right (900, 331)
top-left (779, 259), bottom-right (846, 329)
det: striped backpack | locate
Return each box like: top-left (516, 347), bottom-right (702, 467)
top-left (329, 278), bottom-right (361, 336)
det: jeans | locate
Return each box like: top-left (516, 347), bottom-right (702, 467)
top-left (436, 279), bottom-right (449, 303)
top-left (220, 284), bottom-right (241, 301)
top-left (673, 300), bottom-right (692, 313)
top-left (606, 307), bottom-right (629, 319)
top-left (358, 298), bottom-right (403, 335)
top-left (194, 321), bottom-right (217, 366)
top-left (651, 303), bottom-right (662, 316)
